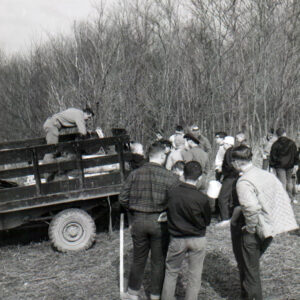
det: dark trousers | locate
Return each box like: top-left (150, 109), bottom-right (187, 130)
top-left (232, 227), bottom-right (272, 300)
top-left (243, 232), bottom-right (272, 300)
top-left (218, 177), bottom-right (237, 220)
top-left (231, 223), bottom-right (246, 296)
top-left (275, 168), bottom-right (294, 200)
top-left (215, 170), bottom-right (222, 182)
top-left (128, 213), bottom-right (169, 296)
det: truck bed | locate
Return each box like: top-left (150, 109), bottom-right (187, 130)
top-left (0, 133), bottom-right (130, 215)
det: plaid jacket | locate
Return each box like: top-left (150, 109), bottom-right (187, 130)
top-left (119, 162), bottom-right (178, 213)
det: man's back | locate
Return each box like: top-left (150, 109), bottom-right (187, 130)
top-left (270, 136), bottom-right (298, 169)
top-left (119, 162), bottom-right (178, 213)
top-left (169, 133), bottom-right (185, 149)
top-left (237, 165), bottom-right (298, 238)
top-left (53, 108), bottom-right (86, 134)
top-left (165, 149), bottom-right (183, 170)
top-left (182, 147), bottom-right (209, 174)
top-left (263, 135), bottom-right (277, 155)
top-left (198, 134), bottom-right (212, 154)
top-left (167, 182), bottom-right (211, 237)
top-left (238, 166), bottom-right (280, 202)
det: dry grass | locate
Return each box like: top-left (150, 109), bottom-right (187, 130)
top-left (0, 197), bottom-right (299, 300)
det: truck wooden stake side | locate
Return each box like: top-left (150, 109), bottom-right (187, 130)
top-left (0, 132), bottom-right (130, 252)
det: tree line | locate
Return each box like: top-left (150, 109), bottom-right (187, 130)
top-left (0, 0), bottom-right (299, 146)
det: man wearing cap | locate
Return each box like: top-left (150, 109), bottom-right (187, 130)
top-left (190, 125), bottom-right (212, 155)
top-left (216, 136), bottom-right (239, 225)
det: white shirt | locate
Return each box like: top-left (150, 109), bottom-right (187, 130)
top-left (215, 144), bottom-right (226, 171)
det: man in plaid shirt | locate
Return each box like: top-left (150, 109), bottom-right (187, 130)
top-left (120, 142), bottom-right (179, 300)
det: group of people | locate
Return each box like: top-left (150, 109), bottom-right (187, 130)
top-left (42, 108), bottom-right (299, 300)
top-left (216, 128), bottom-right (299, 226)
top-left (119, 125), bottom-right (299, 300)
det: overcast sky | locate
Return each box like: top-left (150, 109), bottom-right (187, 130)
top-left (0, 0), bottom-right (101, 55)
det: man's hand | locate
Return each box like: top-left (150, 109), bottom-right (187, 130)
top-left (242, 226), bottom-right (255, 234)
top-left (215, 166), bottom-right (222, 172)
top-left (215, 220), bottom-right (230, 228)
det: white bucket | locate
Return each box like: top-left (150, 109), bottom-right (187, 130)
top-left (207, 180), bottom-right (222, 199)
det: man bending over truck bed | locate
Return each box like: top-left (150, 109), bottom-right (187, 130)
top-left (43, 107), bottom-right (94, 180)
top-left (43, 107), bottom-right (94, 146)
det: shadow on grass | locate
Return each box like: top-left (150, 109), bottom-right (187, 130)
top-left (201, 251), bottom-right (241, 299)
top-left (0, 223), bottom-right (49, 247)
top-left (118, 249), bottom-right (242, 300)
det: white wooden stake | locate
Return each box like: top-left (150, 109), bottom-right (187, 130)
top-left (108, 196), bottom-right (113, 236)
top-left (120, 213), bottom-right (124, 297)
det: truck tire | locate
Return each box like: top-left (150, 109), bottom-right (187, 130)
top-left (49, 208), bottom-right (96, 252)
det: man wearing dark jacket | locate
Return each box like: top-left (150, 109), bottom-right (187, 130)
top-left (161, 161), bottom-right (211, 300)
top-left (270, 128), bottom-right (299, 201)
top-left (217, 136), bottom-right (240, 224)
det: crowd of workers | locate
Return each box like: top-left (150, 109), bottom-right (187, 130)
top-left (119, 124), bottom-right (299, 300)
top-left (42, 107), bottom-right (299, 300)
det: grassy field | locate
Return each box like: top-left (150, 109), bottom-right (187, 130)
top-left (0, 197), bottom-right (299, 300)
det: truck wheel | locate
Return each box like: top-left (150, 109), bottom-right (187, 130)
top-left (49, 208), bottom-right (96, 252)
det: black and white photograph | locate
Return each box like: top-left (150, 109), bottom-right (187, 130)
top-left (0, 0), bottom-right (299, 299)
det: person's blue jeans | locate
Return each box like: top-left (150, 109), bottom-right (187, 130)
top-left (128, 212), bottom-right (169, 296)
top-left (161, 236), bottom-right (206, 300)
